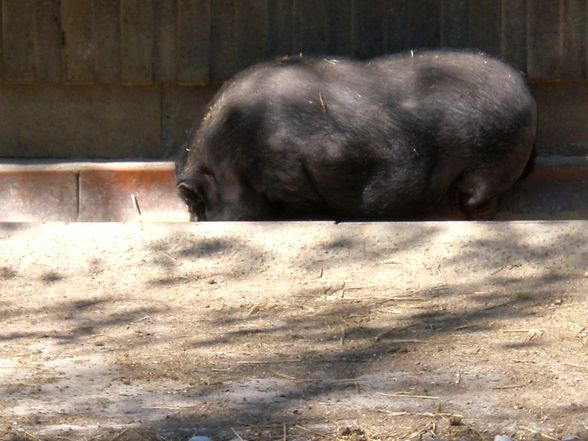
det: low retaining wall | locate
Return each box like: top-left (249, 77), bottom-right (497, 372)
top-left (1, 156), bottom-right (587, 222)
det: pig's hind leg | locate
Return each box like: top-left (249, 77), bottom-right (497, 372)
top-left (454, 173), bottom-right (500, 220)
top-left (452, 139), bottom-right (534, 220)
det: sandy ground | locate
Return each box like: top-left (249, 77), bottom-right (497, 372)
top-left (0, 221), bottom-right (587, 441)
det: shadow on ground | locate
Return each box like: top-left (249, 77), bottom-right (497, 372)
top-left (1, 222), bottom-right (587, 441)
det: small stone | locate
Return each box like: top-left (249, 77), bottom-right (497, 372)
top-left (494, 436), bottom-right (513, 441)
top-left (561, 436), bottom-right (582, 441)
top-left (188, 437), bottom-right (213, 441)
top-left (449, 414), bottom-right (463, 426)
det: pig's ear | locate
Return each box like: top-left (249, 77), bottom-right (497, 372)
top-left (177, 173), bottom-right (216, 221)
top-left (177, 179), bottom-right (206, 221)
top-left (177, 179), bottom-right (205, 205)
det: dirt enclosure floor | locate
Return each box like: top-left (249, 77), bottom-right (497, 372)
top-left (0, 222), bottom-right (587, 441)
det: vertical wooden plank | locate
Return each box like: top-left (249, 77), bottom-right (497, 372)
top-left (62, 0), bottom-right (95, 83)
top-left (177, 0), bottom-right (210, 84)
top-left (33, 0), bottom-right (62, 81)
top-left (2, 0), bottom-right (35, 81)
top-left (352, 0), bottom-right (386, 59)
top-left (527, 0), bottom-right (562, 80)
top-left (562, 0), bottom-right (586, 79)
top-left (235, 0), bottom-right (269, 71)
top-left (292, 0), bottom-right (328, 55)
top-left (161, 85), bottom-right (217, 158)
top-left (121, 0), bottom-right (155, 84)
top-left (267, 0), bottom-right (293, 57)
top-left (94, 0), bottom-right (121, 83)
top-left (468, 0), bottom-right (501, 55)
top-left (385, 0), bottom-right (408, 53)
top-left (442, 0), bottom-right (469, 48)
top-left (407, 0), bottom-right (441, 49)
top-left (0, 2), bottom-right (3, 78)
top-left (327, 0), bottom-right (351, 56)
top-left (211, 0), bottom-right (236, 82)
top-left (154, 0), bottom-right (176, 83)
top-left (501, 0), bottom-right (526, 71)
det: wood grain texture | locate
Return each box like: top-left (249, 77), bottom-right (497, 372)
top-left (528, 0), bottom-right (562, 80)
top-left (94, 0), bottom-right (121, 83)
top-left (121, 0), bottom-right (155, 84)
top-left (62, 0), bottom-right (95, 83)
top-left (501, 0), bottom-right (527, 71)
top-left (33, 0), bottom-right (63, 81)
top-left (2, 0), bottom-right (35, 81)
top-left (177, 0), bottom-right (210, 84)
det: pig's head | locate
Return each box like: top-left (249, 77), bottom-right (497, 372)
top-left (176, 109), bottom-right (276, 221)
top-left (177, 165), bottom-right (275, 221)
top-left (176, 167), bottom-right (217, 221)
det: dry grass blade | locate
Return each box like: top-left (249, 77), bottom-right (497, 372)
top-left (294, 425), bottom-right (329, 438)
top-left (376, 410), bottom-right (409, 416)
top-left (247, 304), bottom-right (260, 316)
top-left (231, 427), bottom-right (246, 441)
top-left (283, 421), bottom-right (287, 441)
top-left (377, 409), bottom-right (461, 418)
top-left (411, 284), bottom-right (449, 295)
top-left (269, 370), bottom-right (299, 381)
top-left (374, 331), bottom-right (425, 343)
top-left (481, 301), bottom-right (510, 311)
top-left (564, 362), bottom-right (588, 369)
top-left (491, 265), bottom-right (506, 275)
top-left (377, 392), bottom-right (440, 400)
top-left (502, 329), bottom-right (545, 333)
top-left (318, 92), bottom-right (327, 113)
top-left (492, 384), bottom-right (527, 390)
top-left (131, 194), bottom-right (142, 215)
top-left (379, 258), bottom-right (401, 264)
top-left (404, 426), bottom-right (431, 440)
top-left (236, 420), bottom-right (285, 428)
top-left (110, 428), bottom-right (129, 441)
top-left (520, 425), bottom-right (559, 441)
top-left (454, 324), bottom-right (474, 330)
top-left (343, 296), bottom-right (429, 302)
top-left (321, 378), bottom-right (363, 384)
top-left (235, 358), bottom-right (302, 364)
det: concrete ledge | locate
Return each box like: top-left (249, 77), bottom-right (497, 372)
top-left (0, 161), bottom-right (189, 222)
top-left (0, 161), bottom-right (178, 172)
top-left (0, 170), bottom-right (78, 222)
top-left (78, 167), bottom-right (188, 222)
top-left (0, 156), bottom-right (588, 222)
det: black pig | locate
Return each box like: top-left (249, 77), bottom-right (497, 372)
top-left (177, 50), bottom-right (536, 221)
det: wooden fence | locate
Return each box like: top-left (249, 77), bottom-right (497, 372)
top-left (1, 0), bottom-right (586, 85)
top-left (0, 0), bottom-right (587, 158)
